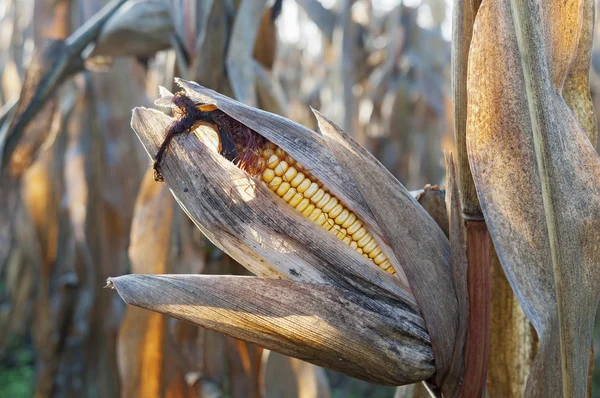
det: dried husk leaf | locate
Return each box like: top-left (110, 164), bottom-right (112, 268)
top-left (107, 274), bottom-right (434, 386)
top-left (467, 0), bottom-right (600, 395)
top-left (311, 110), bottom-right (456, 392)
top-left (89, 0), bottom-right (172, 58)
top-left (130, 108), bottom-right (419, 315)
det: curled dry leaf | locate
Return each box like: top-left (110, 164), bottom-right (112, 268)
top-left (120, 78), bottom-right (466, 386)
top-left (107, 274), bottom-right (434, 386)
top-left (467, 0), bottom-right (600, 395)
top-left (89, 0), bottom-right (172, 58)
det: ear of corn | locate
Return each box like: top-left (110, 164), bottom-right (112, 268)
top-left (250, 142), bottom-right (395, 275)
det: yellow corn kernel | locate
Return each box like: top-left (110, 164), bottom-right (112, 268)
top-left (302, 203), bottom-right (316, 217)
top-left (288, 192), bottom-right (303, 207)
top-left (284, 167), bottom-right (297, 182)
top-left (329, 203), bottom-right (343, 219)
top-left (350, 241), bottom-right (358, 250)
top-left (316, 192), bottom-right (331, 208)
top-left (310, 188), bottom-right (325, 204)
top-left (282, 186), bottom-right (296, 202)
top-left (352, 227), bottom-right (367, 242)
top-left (276, 182), bottom-right (291, 197)
top-left (363, 239), bottom-right (378, 255)
top-left (347, 220), bottom-right (362, 235)
top-left (290, 172), bottom-right (305, 187)
top-left (357, 232), bottom-right (372, 248)
top-left (315, 212), bottom-right (328, 226)
top-left (380, 261), bottom-right (394, 273)
top-left (269, 177), bottom-right (283, 191)
top-left (323, 218), bottom-right (335, 231)
top-left (368, 246), bottom-right (382, 259)
top-left (296, 178), bottom-right (311, 193)
top-left (335, 209), bottom-right (349, 225)
top-left (323, 197), bottom-right (338, 213)
top-left (308, 208), bottom-right (322, 222)
top-left (274, 161), bottom-right (289, 176)
top-left (267, 154), bottom-right (280, 168)
top-left (373, 252), bottom-right (387, 265)
top-left (296, 198), bottom-right (310, 212)
top-left (275, 147), bottom-right (286, 157)
top-left (303, 182), bottom-right (319, 199)
top-left (342, 213), bottom-right (357, 229)
top-left (263, 168), bottom-right (275, 183)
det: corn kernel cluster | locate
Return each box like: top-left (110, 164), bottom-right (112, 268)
top-left (255, 143), bottom-right (394, 274)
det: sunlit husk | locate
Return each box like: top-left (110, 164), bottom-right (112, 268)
top-left (130, 108), bottom-right (419, 313)
top-left (108, 274), bottom-right (434, 385)
top-left (158, 82), bottom-right (409, 286)
top-left (175, 80), bottom-right (393, 250)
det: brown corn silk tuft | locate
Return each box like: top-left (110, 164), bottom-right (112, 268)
top-left (202, 106), bottom-right (396, 275)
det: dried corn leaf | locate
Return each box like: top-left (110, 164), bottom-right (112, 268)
top-left (108, 274), bottom-right (434, 386)
top-left (467, 0), bottom-right (600, 395)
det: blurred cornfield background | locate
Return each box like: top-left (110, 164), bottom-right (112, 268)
top-left (0, 0), bottom-right (598, 397)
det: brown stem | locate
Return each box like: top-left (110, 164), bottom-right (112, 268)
top-left (461, 220), bottom-right (490, 397)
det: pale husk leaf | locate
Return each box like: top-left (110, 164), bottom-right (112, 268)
top-left (130, 107), bottom-right (420, 315)
top-left (467, 0), bottom-right (600, 395)
top-left (311, 109), bottom-right (457, 391)
top-left (107, 274), bottom-right (434, 385)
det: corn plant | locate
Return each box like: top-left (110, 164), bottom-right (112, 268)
top-left (107, 1), bottom-right (600, 397)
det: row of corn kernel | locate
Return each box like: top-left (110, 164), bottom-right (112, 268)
top-left (258, 144), bottom-right (394, 274)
